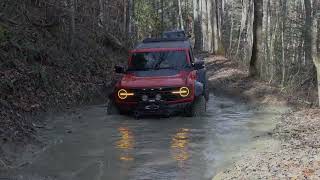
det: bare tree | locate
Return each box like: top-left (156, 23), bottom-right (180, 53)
top-left (212, 0), bottom-right (219, 54)
top-left (310, 0), bottom-right (320, 105)
top-left (280, 0), bottom-right (287, 86)
top-left (178, 0), bottom-right (184, 29)
top-left (69, 0), bottom-right (76, 47)
top-left (235, 0), bottom-right (248, 57)
top-left (228, 0), bottom-right (234, 57)
top-left (249, 0), bottom-right (263, 77)
top-left (304, 0), bottom-right (312, 64)
top-left (193, 0), bottom-right (202, 50)
top-left (128, 0), bottom-right (134, 35)
top-left (207, 0), bottom-right (214, 52)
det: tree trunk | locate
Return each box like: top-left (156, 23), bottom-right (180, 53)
top-left (193, 0), bottom-right (202, 50)
top-left (264, 0), bottom-right (270, 78)
top-left (216, 0), bottom-right (222, 40)
top-left (316, 63), bottom-right (320, 106)
top-left (311, 0), bottom-right (320, 106)
top-left (201, 0), bottom-right (208, 51)
top-left (98, 0), bottom-right (104, 27)
top-left (249, 0), bottom-right (263, 77)
top-left (212, 0), bottom-right (219, 54)
top-left (228, 0), bottom-right (234, 57)
top-left (207, 0), bottom-right (213, 53)
top-left (235, 0), bottom-right (248, 57)
top-left (178, 0), bottom-right (184, 29)
top-left (304, 0), bottom-right (312, 64)
top-left (123, 0), bottom-right (127, 35)
top-left (269, 7), bottom-right (279, 83)
top-left (69, 0), bottom-right (76, 48)
top-left (280, 0), bottom-right (287, 86)
top-left (128, 0), bottom-right (134, 35)
top-left (161, 0), bottom-right (164, 32)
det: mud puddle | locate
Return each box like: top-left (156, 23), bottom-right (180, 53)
top-left (2, 95), bottom-right (289, 180)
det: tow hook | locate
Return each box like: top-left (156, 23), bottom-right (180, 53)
top-left (134, 111), bottom-right (140, 119)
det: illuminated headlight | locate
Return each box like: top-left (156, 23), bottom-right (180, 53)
top-left (172, 87), bottom-right (190, 97)
top-left (142, 95), bottom-right (148, 101)
top-left (155, 94), bottom-right (162, 101)
top-left (117, 89), bottom-right (134, 100)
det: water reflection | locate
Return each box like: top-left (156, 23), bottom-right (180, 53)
top-left (116, 127), bottom-right (135, 161)
top-left (171, 128), bottom-right (190, 163)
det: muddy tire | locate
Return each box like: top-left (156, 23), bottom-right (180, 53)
top-left (185, 96), bottom-right (206, 117)
top-left (203, 75), bottom-right (210, 101)
top-left (107, 100), bottom-right (119, 115)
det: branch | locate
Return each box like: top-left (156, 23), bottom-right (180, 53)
top-left (23, 10), bottom-right (59, 28)
top-left (31, 19), bottom-right (59, 28)
top-left (0, 158), bottom-right (12, 169)
top-left (103, 32), bottom-right (126, 50)
top-left (0, 13), bottom-right (19, 25)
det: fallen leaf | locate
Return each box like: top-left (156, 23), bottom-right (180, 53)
top-left (302, 168), bottom-right (315, 177)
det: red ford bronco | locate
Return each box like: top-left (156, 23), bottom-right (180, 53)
top-left (108, 37), bottom-right (209, 118)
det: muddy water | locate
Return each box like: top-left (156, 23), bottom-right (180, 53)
top-left (6, 95), bottom-right (288, 180)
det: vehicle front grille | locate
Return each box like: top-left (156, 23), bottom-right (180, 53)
top-left (127, 87), bottom-right (183, 102)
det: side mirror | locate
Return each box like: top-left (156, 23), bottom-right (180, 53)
top-left (114, 65), bottom-right (125, 74)
top-left (193, 61), bottom-right (205, 70)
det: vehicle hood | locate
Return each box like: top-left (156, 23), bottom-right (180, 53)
top-left (119, 70), bottom-right (189, 88)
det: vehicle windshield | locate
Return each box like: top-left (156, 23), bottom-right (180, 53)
top-left (128, 51), bottom-right (190, 71)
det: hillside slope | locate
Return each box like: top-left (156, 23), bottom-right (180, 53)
top-left (0, 0), bottom-right (126, 157)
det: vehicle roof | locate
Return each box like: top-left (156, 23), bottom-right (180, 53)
top-left (134, 38), bottom-right (191, 50)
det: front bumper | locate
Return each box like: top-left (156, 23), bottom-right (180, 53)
top-left (117, 100), bottom-right (192, 117)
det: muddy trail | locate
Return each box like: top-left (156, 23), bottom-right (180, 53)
top-left (2, 94), bottom-right (288, 180)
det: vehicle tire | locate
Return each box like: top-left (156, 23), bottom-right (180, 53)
top-left (185, 96), bottom-right (206, 117)
top-left (204, 85), bottom-right (210, 101)
top-left (107, 100), bottom-right (119, 115)
top-left (203, 74), bottom-right (210, 101)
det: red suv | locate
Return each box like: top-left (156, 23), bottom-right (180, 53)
top-left (108, 38), bottom-right (209, 118)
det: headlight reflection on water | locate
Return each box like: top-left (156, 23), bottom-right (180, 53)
top-left (115, 127), bottom-right (191, 164)
top-left (171, 128), bottom-right (191, 162)
top-left (116, 127), bottom-right (135, 161)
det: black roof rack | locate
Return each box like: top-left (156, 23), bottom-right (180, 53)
top-left (142, 37), bottom-right (188, 43)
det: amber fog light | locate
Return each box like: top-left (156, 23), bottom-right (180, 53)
top-left (118, 89), bottom-right (134, 100)
top-left (172, 87), bottom-right (190, 97)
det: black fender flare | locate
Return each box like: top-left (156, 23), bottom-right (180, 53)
top-left (196, 69), bottom-right (208, 89)
top-left (196, 68), bottom-right (209, 100)
top-left (194, 81), bottom-right (204, 97)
